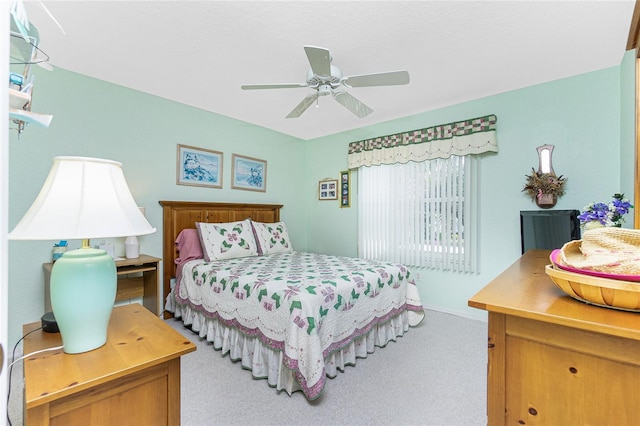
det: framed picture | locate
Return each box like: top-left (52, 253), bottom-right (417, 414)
top-left (318, 179), bottom-right (338, 200)
top-left (340, 170), bottom-right (351, 208)
top-left (231, 154), bottom-right (267, 192)
top-left (176, 144), bottom-right (223, 189)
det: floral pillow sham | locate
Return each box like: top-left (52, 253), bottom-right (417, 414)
top-left (196, 219), bottom-right (258, 261)
top-left (251, 221), bottom-right (293, 255)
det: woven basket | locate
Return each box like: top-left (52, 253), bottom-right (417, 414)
top-left (559, 227), bottom-right (640, 276)
top-left (545, 265), bottom-right (640, 312)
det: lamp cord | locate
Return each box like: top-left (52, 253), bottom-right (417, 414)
top-left (7, 327), bottom-right (41, 426)
top-left (8, 345), bottom-right (64, 369)
top-left (7, 326), bottom-right (51, 426)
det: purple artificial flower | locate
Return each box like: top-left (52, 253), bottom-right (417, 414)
top-left (579, 194), bottom-right (634, 227)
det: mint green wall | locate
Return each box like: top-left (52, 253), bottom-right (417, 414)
top-left (7, 56), bottom-right (635, 348)
top-left (8, 68), bottom-right (308, 348)
top-left (620, 50), bottom-right (636, 199)
top-left (305, 62), bottom-right (632, 319)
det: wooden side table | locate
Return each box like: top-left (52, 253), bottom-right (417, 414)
top-left (23, 304), bottom-right (196, 426)
top-left (44, 254), bottom-right (161, 315)
top-left (469, 250), bottom-right (640, 425)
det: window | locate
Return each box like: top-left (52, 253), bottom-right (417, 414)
top-left (358, 155), bottom-right (478, 272)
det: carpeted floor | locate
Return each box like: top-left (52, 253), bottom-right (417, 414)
top-left (171, 309), bottom-right (488, 426)
top-left (8, 309), bottom-right (488, 426)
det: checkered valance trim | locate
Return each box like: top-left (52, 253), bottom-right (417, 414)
top-left (348, 114), bottom-right (498, 168)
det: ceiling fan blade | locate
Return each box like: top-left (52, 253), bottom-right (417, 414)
top-left (304, 45), bottom-right (331, 77)
top-left (241, 83), bottom-right (308, 90)
top-left (286, 93), bottom-right (318, 118)
top-left (343, 70), bottom-right (410, 88)
top-left (332, 91), bottom-right (373, 118)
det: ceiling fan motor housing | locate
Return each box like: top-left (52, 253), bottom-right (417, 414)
top-left (318, 85), bottom-right (332, 96)
top-left (306, 65), bottom-right (342, 89)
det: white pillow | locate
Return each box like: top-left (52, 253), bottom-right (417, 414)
top-left (196, 219), bottom-right (258, 261)
top-left (251, 221), bottom-right (293, 255)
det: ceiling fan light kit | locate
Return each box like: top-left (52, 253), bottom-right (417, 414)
top-left (241, 45), bottom-right (410, 119)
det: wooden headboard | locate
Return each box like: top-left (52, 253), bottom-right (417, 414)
top-left (158, 201), bottom-right (283, 316)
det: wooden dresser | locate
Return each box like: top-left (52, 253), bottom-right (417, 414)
top-left (469, 250), bottom-right (640, 425)
top-left (23, 304), bottom-right (196, 425)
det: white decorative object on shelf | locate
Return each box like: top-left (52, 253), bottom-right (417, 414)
top-left (125, 236), bottom-right (140, 259)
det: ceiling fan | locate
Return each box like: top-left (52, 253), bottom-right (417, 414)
top-left (240, 45), bottom-right (410, 119)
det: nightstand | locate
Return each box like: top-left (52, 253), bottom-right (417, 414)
top-left (43, 254), bottom-right (161, 315)
top-left (23, 303), bottom-right (196, 425)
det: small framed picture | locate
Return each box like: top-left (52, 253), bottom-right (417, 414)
top-left (318, 179), bottom-right (338, 200)
top-left (231, 154), bottom-right (267, 192)
top-left (176, 144), bottom-right (223, 189)
top-left (340, 170), bottom-right (351, 208)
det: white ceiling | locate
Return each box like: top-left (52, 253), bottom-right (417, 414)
top-left (22, 1), bottom-right (636, 140)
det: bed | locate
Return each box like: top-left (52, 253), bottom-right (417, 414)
top-left (159, 200), bottom-right (424, 400)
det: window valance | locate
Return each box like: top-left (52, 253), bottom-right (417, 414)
top-left (347, 114), bottom-right (498, 168)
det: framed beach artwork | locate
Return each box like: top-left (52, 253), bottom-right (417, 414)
top-left (231, 154), bottom-right (267, 192)
top-left (318, 179), bottom-right (338, 200)
top-left (340, 170), bottom-right (351, 208)
top-left (176, 144), bottom-right (223, 189)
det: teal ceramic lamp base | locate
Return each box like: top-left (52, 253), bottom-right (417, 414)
top-left (50, 248), bottom-right (117, 354)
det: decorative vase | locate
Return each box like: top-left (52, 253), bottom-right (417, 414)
top-left (125, 235), bottom-right (140, 258)
top-left (582, 220), bottom-right (604, 231)
top-left (582, 221), bottom-right (605, 232)
top-left (535, 193), bottom-right (557, 209)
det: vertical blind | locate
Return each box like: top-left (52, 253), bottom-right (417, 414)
top-left (352, 115), bottom-right (494, 274)
top-left (358, 156), bottom-right (478, 272)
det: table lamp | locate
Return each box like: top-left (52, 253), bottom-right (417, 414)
top-left (9, 156), bottom-right (156, 353)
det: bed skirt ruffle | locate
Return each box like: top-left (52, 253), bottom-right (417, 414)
top-left (173, 301), bottom-right (418, 398)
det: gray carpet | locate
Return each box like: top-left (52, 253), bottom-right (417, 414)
top-left (8, 309), bottom-right (487, 426)
top-left (172, 309), bottom-right (487, 426)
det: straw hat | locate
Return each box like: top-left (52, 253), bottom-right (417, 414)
top-left (559, 227), bottom-right (640, 276)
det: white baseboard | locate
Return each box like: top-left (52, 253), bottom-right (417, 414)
top-left (422, 304), bottom-right (488, 323)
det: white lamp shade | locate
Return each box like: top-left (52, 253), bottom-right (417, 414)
top-left (9, 156), bottom-right (156, 240)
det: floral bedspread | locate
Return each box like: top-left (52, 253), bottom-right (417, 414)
top-left (175, 251), bottom-right (424, 399)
